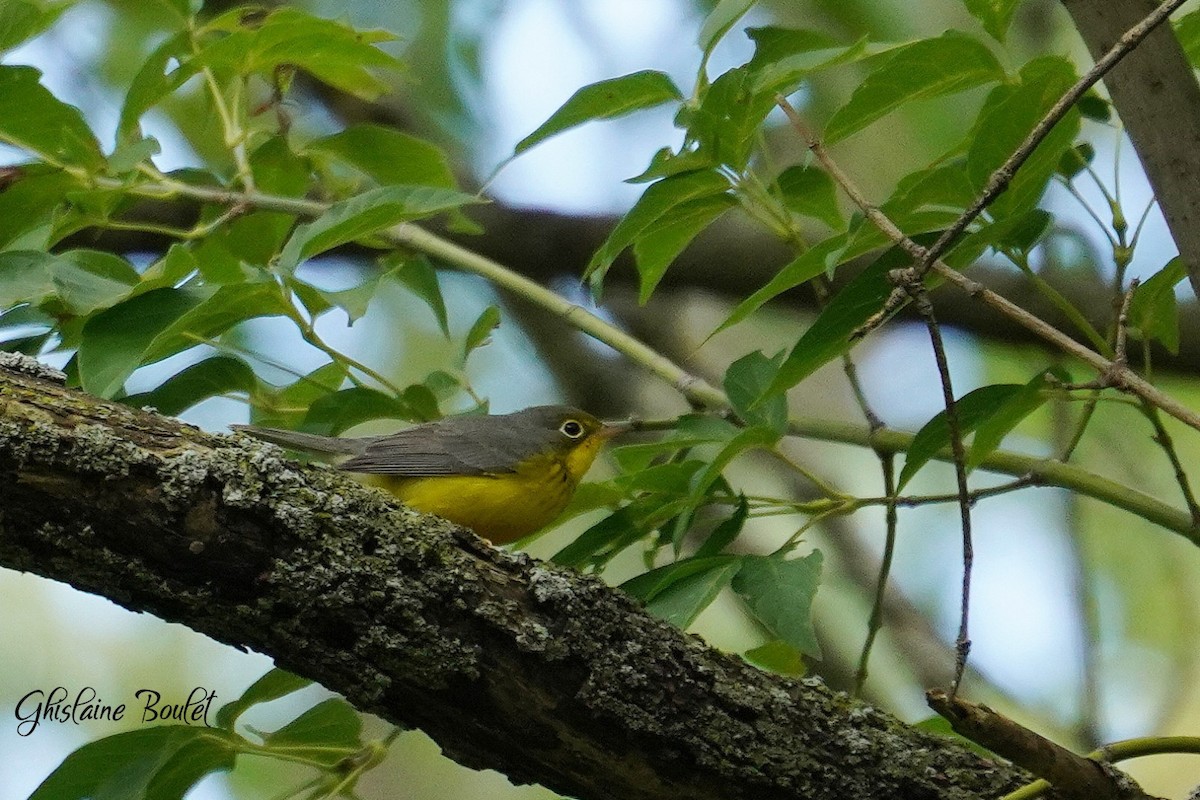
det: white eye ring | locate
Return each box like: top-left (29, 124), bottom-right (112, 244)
top-left (560, 420), bottom-right (585, 438)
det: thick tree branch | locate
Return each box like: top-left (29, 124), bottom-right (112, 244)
top-left (0, 359), bottom-right (1051, 800)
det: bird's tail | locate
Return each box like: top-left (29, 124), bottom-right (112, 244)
top-left (231, 425), bottom-right (365, 456)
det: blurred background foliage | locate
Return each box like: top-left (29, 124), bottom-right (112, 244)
top-left (3, 0), bottom-right (1200, 797)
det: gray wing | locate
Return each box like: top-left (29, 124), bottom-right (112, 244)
top-left (338, 416), bottom-right (552, 476)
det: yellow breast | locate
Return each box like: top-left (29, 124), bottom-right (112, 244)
top-left (372, 451), bottom-right (582, 544)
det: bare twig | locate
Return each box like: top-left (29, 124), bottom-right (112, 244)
top-left (854, 454), bottom-right (897, 696)
top-left (1145, 405), bottom-right (1200, 525)
top-left (918, 0), bottom-right (1188, 274)
top-left (901, 278), bottom-right (975, 697)
top-left (854, 475), bottom-right (1039, 510)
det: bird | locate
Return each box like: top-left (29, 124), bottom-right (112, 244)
top-left (233, 405), bottom-right (626, 544)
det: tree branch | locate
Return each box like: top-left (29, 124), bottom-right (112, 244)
top-left (927, 692), bottom-right (1157, 800)
top-left (0, 360), bottom-right (1044, 800)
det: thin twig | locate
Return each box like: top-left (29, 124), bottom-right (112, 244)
top-left (905, 283), bottom-right (974, 697)
top-left (854, 453), bottom-right (897, 696)
top-left (917, 0), bottom-right (1188, 273)
top-left (1144, 405), bottom-right (1200, 526)
top-left (855, 476), bottom-right (1039, 509)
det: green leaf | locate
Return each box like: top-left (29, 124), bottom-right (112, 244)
top-left (0, 0), bottom-right (72, 53)
top-left (401, 382), bottom-right (441, 421)
top-left (897, 383), bottom-right (1022, 490)
top-left (123, 355), bottom-right (258, 415)
top-left (695, 495), bottom-right (750, 558)
top-left (691, 426), bottom-right (779, 502)
top-left (765, 240), bottom-right (920, 396)
top-left (743, 639), bottom-right (806, 676)
top-left (552, 506), bottom-right (643, 568)
top-left (302, 387), bottom-right (413, 434)
top-left (308, 124), bottom-right (458, 189)
top-left (698, 0), bottom-right (756, 60)
top-left (142, 282), bottom-right (292, 364)
top-left (776, 164), bottom-right (843, 230)
top-left (626, 146), bottom-right (716, 184)
top-left (614, 459), bottom-right (705, 496)
top-left (107, 137), bottom-right (161, 174)
top-left (197, 8), bottom-right (404, 101)
top-left (968, 369), bottom-right (1060, 470)
top-left (51, 250), bottom-right (140, 314)
top-left (250, 362), bottom-right (348, 430)
top-left (216, 668), bottom-right (313, 730)
top-left (0, 167), bottom-right (77, 250)
top-left (1058, 142), bottom-right (1095, 180)
top-left (674, 426), bottom-right (778, 553)
top-left (684, 66), bottom-right (773, 170)
top-left (1077, 92), bottom-right (1110, 122)
top-left (621, 554), bottom-right (741, 601)
top-left (993, 208), bottom-right (1052, 254)
top-left (464, 304), bottom-right (500, 357)
top-left (118, 31), bottom-right (195, 145)
top-left (824, 31), bottom-right (1004, 144)
top-left (28, 725), bottom-right (238, 800)
top-left (587, 170), bottom-right (731, 287)
top-left (710, 235), bottom-right (848, 338)
top-left (515, 70), bottom-right (682, 155)
top-left (0, 65), bottom-right (104, 170)
top-left (732, 551), bottom-right (824, 657)
top-left (263, 698), bottom-right (363, 763)
top-left (967, 57), bottom-right (1080, 218)
top-left (77, 288), bottom-right (201, 397)
top-left (749, 34), bottom-right (870, 96)
top-left (724, 350), bottom-right (787, 434)
top-left (78, 283), bottom-right (290, 398)
top-left (278, 185), bottom-right (478, 271)
top-left (287, 272), bottom-right (381, 323)
top-left (963, 0), bottom-right (1023, 42)
top-left (644, 557), bottom-right (744, 629)
top-left (1129, 257), bottom-right (1189, 355)
top-left (633, 193), bottom-right (735, 302)
top-left (746, 26), bottom-right (841, 71)
top-left (385, 254), bottom-right (450, 336)
top-left (885, 159), bottom-right (976, 217)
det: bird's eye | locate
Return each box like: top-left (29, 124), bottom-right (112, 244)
top-left (560, 420), bottom-right (585, 438)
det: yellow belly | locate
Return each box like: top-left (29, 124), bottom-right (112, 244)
top-left (369, 457), bottom-right (578, 544)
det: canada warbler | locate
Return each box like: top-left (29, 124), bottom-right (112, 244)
top-left (234, 405), bottom-right (625, 543)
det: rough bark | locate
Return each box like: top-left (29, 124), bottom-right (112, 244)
top-left (0, 358), bottom-right (1044, 800)
top-left (1062, 0), bottom-right (1200, 300)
